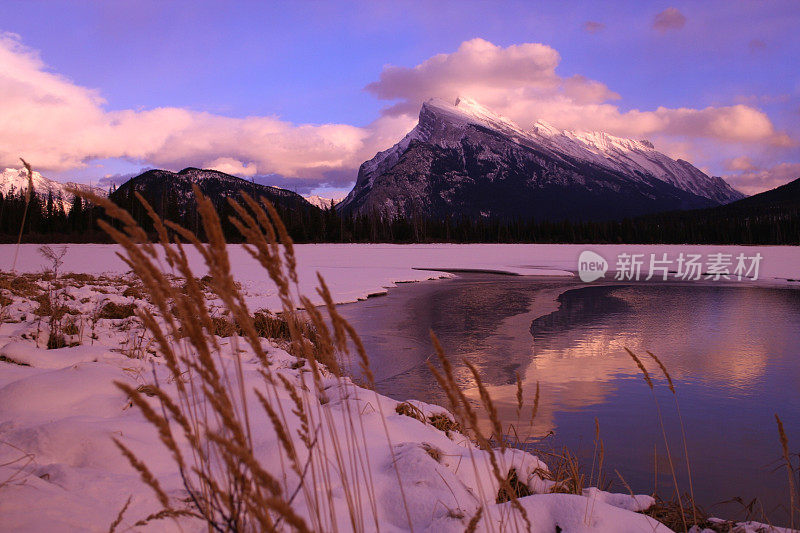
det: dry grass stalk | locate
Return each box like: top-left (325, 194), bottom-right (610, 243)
top-left (11, 158), bottom-right (34, 273)
top-left (524, 381), bottom-right (541, 442)
top-left (624, 347), bottom-right (653, 389)
top-left (537, 447), bottom-right (585, 495)
top-left (107, 495), bottom-right (132, 533)
top-left (426, 330), bottom-right (532, 532)
top-left (584, 417), bottom-right (605, 524)
top-left (648, 350), bottom-right (697, 526)
top-left (643, 494), bottom-right (709, 533)
top-left (38, 245), bottom-right (71, 349)
top-left (646, 350), bottom-right (674, 394)
top-left (775, 414), bottom-right (796, 530)
top-left (68, 182), bottom-right (596, 532)
top-left (465, 506), bottom-right (483, 533)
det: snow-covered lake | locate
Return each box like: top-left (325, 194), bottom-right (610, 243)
top-left (4, 243), bottom-right (799, 310)
top-left (337, 274), bottom-right (800, 526)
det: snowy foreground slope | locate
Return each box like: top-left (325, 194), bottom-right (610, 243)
top-left (1, 244), bottom-right (798, 532)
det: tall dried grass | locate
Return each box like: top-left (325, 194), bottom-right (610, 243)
top-left (426, 331), bottom-right (533, 531)
top-left (625, 347), bottom-right (687, 531)
top-left (621, 348), bottom-right (800, 533)
top-left (71, 183), bottom-right (555, 532)
top-left (73, 179), bottom-right (564, 531)
top-left (647, 350), bottom-right (697, 525)
top-left (73, 185), bottom-right (411, 531)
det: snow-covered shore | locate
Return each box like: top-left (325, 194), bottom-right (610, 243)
top-left (3, 243), bottom-right (799, 311)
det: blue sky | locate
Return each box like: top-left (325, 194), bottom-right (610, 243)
top-left (1, 0), bottom-right (798, 196)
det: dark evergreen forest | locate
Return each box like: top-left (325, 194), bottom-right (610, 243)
top-left (1, 178), bottom-right (798, 245)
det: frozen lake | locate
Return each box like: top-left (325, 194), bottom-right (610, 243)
top-left (4, 242), bottom-right (800, 524)
top-left (337, 274), bottom-right (800, 526)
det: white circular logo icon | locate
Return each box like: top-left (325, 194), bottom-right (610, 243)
top-left (578, 250), bottom-right (607, 282)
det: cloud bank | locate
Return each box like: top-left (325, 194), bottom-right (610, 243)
top-left (0, 33), bottom-right (373, 180)
top-left (366, 38), bottom-right (790, 149)
top-left (0, 33), bottom-right (795, 194)
top-left (725, 162), bottom-right (800, 195)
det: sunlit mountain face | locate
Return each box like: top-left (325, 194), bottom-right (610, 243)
top-left (338, 97), bottom-right (744, 221)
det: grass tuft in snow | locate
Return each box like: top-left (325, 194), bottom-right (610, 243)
top-left (396, 401), bottom-right (465, 439)
top-left (98, 302), bottom-right (137, 320)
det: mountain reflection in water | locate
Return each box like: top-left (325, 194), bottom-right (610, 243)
top-left (336, 274), bottom-right (800, 525)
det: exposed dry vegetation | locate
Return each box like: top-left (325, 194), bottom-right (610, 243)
top-left (75, 186), bottom-right (405, 530)
top-left (98, 302), bottom-right (137, 320)
top-left (395, 401), bottom-right (464, 438)
top-left (643, 495), bottom-right (712, 532)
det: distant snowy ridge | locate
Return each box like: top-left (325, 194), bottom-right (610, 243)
top-left (340, 97), bottom-right (744, 220)
top-left (0, 167), bottom-right (106, 213)
top-left (303, 194), bottom-right (341, 209)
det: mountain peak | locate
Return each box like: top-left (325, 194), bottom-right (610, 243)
top-left (421, 96), bottom-right (522, 134)
top-left (532, 119), bottom-right (562, 137)
top-left (453, 95), bottom-right (500, 117)
top-left (340, 97), bottom-right (745, 219)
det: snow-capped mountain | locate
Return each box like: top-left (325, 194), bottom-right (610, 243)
top-left (0, 167), bottom-right (106, 213)
top-left (338, 97), bottom-right (744, 220)
top-left (303, 195), bottom-right (340, 209)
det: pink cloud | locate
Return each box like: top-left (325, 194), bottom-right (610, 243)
top-left (365, 39), bottom-right (564, 116)
top-left (366, 38), bottom-right (791, 149)
top-left (652, 7), bottom-right (686, 33)
top-left (0, 33), bottom-right (373, 177)
top-left (725, 162), bottom-right (800, 195)
top-left (725, 156), bottom-right (756, 171)
top-left (583, 21), bottom-right (605, 34)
